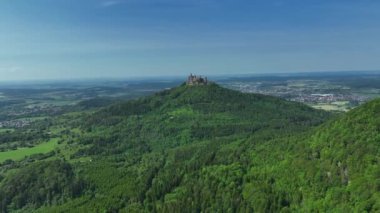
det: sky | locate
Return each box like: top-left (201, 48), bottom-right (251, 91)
top-left (0, 0), bottom-right (380, 81)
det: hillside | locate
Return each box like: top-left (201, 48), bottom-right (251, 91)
top-left (234, 98), bottom-right (380, 212)
top-left (80, 83), bottom-right (329, 154)
top-left (304, 99), bottom-right (380, 211)
top-left (1, 83), bottom-right (378, 212)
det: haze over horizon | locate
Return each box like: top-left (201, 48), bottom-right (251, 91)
top-left (1, 0), bottom-right (380, 81)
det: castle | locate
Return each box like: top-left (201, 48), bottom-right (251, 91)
top-left (187, 74), bottom-right (208, 85)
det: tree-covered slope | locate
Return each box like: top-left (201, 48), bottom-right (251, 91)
top-left (3, 83), bottom-right (379, 212)
top-left (305, 99), bottom-right (380, 211)
top-left (0, 161), bottom-right (85, 212)
top-left (239, 98), bottom-right (380, 212)
top-left (81, 83), bottom-right (328, 153)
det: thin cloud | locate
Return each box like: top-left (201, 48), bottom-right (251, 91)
top-left (99, 0), bottom-right (217, 8)
top-left (0, 66), bottom-right (22, 74)
top-left (101, 0), bottom-right (122, 7)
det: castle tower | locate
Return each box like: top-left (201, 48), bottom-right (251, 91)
top-left (186, 74), bottom-right (208, 86)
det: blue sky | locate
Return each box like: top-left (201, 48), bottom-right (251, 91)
top-left (1, 0), bottom-right (380, 80)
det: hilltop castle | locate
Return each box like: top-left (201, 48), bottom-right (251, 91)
top-left (187, 74), bottom-right (208, 85)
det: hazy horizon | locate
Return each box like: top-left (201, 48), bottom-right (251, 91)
top-left (0, 70), bottom-right (379, 84)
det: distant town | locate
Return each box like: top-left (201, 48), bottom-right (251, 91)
top-left (221, 77), bottom-right (380, 112)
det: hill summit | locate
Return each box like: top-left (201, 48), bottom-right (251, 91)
top-left (186, 73), bottom-right (208, 85)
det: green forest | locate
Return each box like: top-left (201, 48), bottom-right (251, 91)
top-left (0, 83), bottom-right (379, 212)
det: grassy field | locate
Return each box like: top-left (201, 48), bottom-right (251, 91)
top-left (0, 128), bottom-right (14, 133)
top-left (0, 138), bottom-right (59, 163)
top-left (310, 103), bottom-right (350, 112)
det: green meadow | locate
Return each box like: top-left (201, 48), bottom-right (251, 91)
top-left (0, 138), bottom-right (58, 163)
top-left (0, 128), bottom-right (14, 133)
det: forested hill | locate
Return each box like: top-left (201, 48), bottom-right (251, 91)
top-left (301, 98), bottom-right (380, 211)
top-left (89, 82), bottom-right (329, 133)
top-left (77, 83), bottom-right (330, 155)
top-left (1, 83), bottom-right (378, 212)
top-left (234, 98), bottom-right (380, 212)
